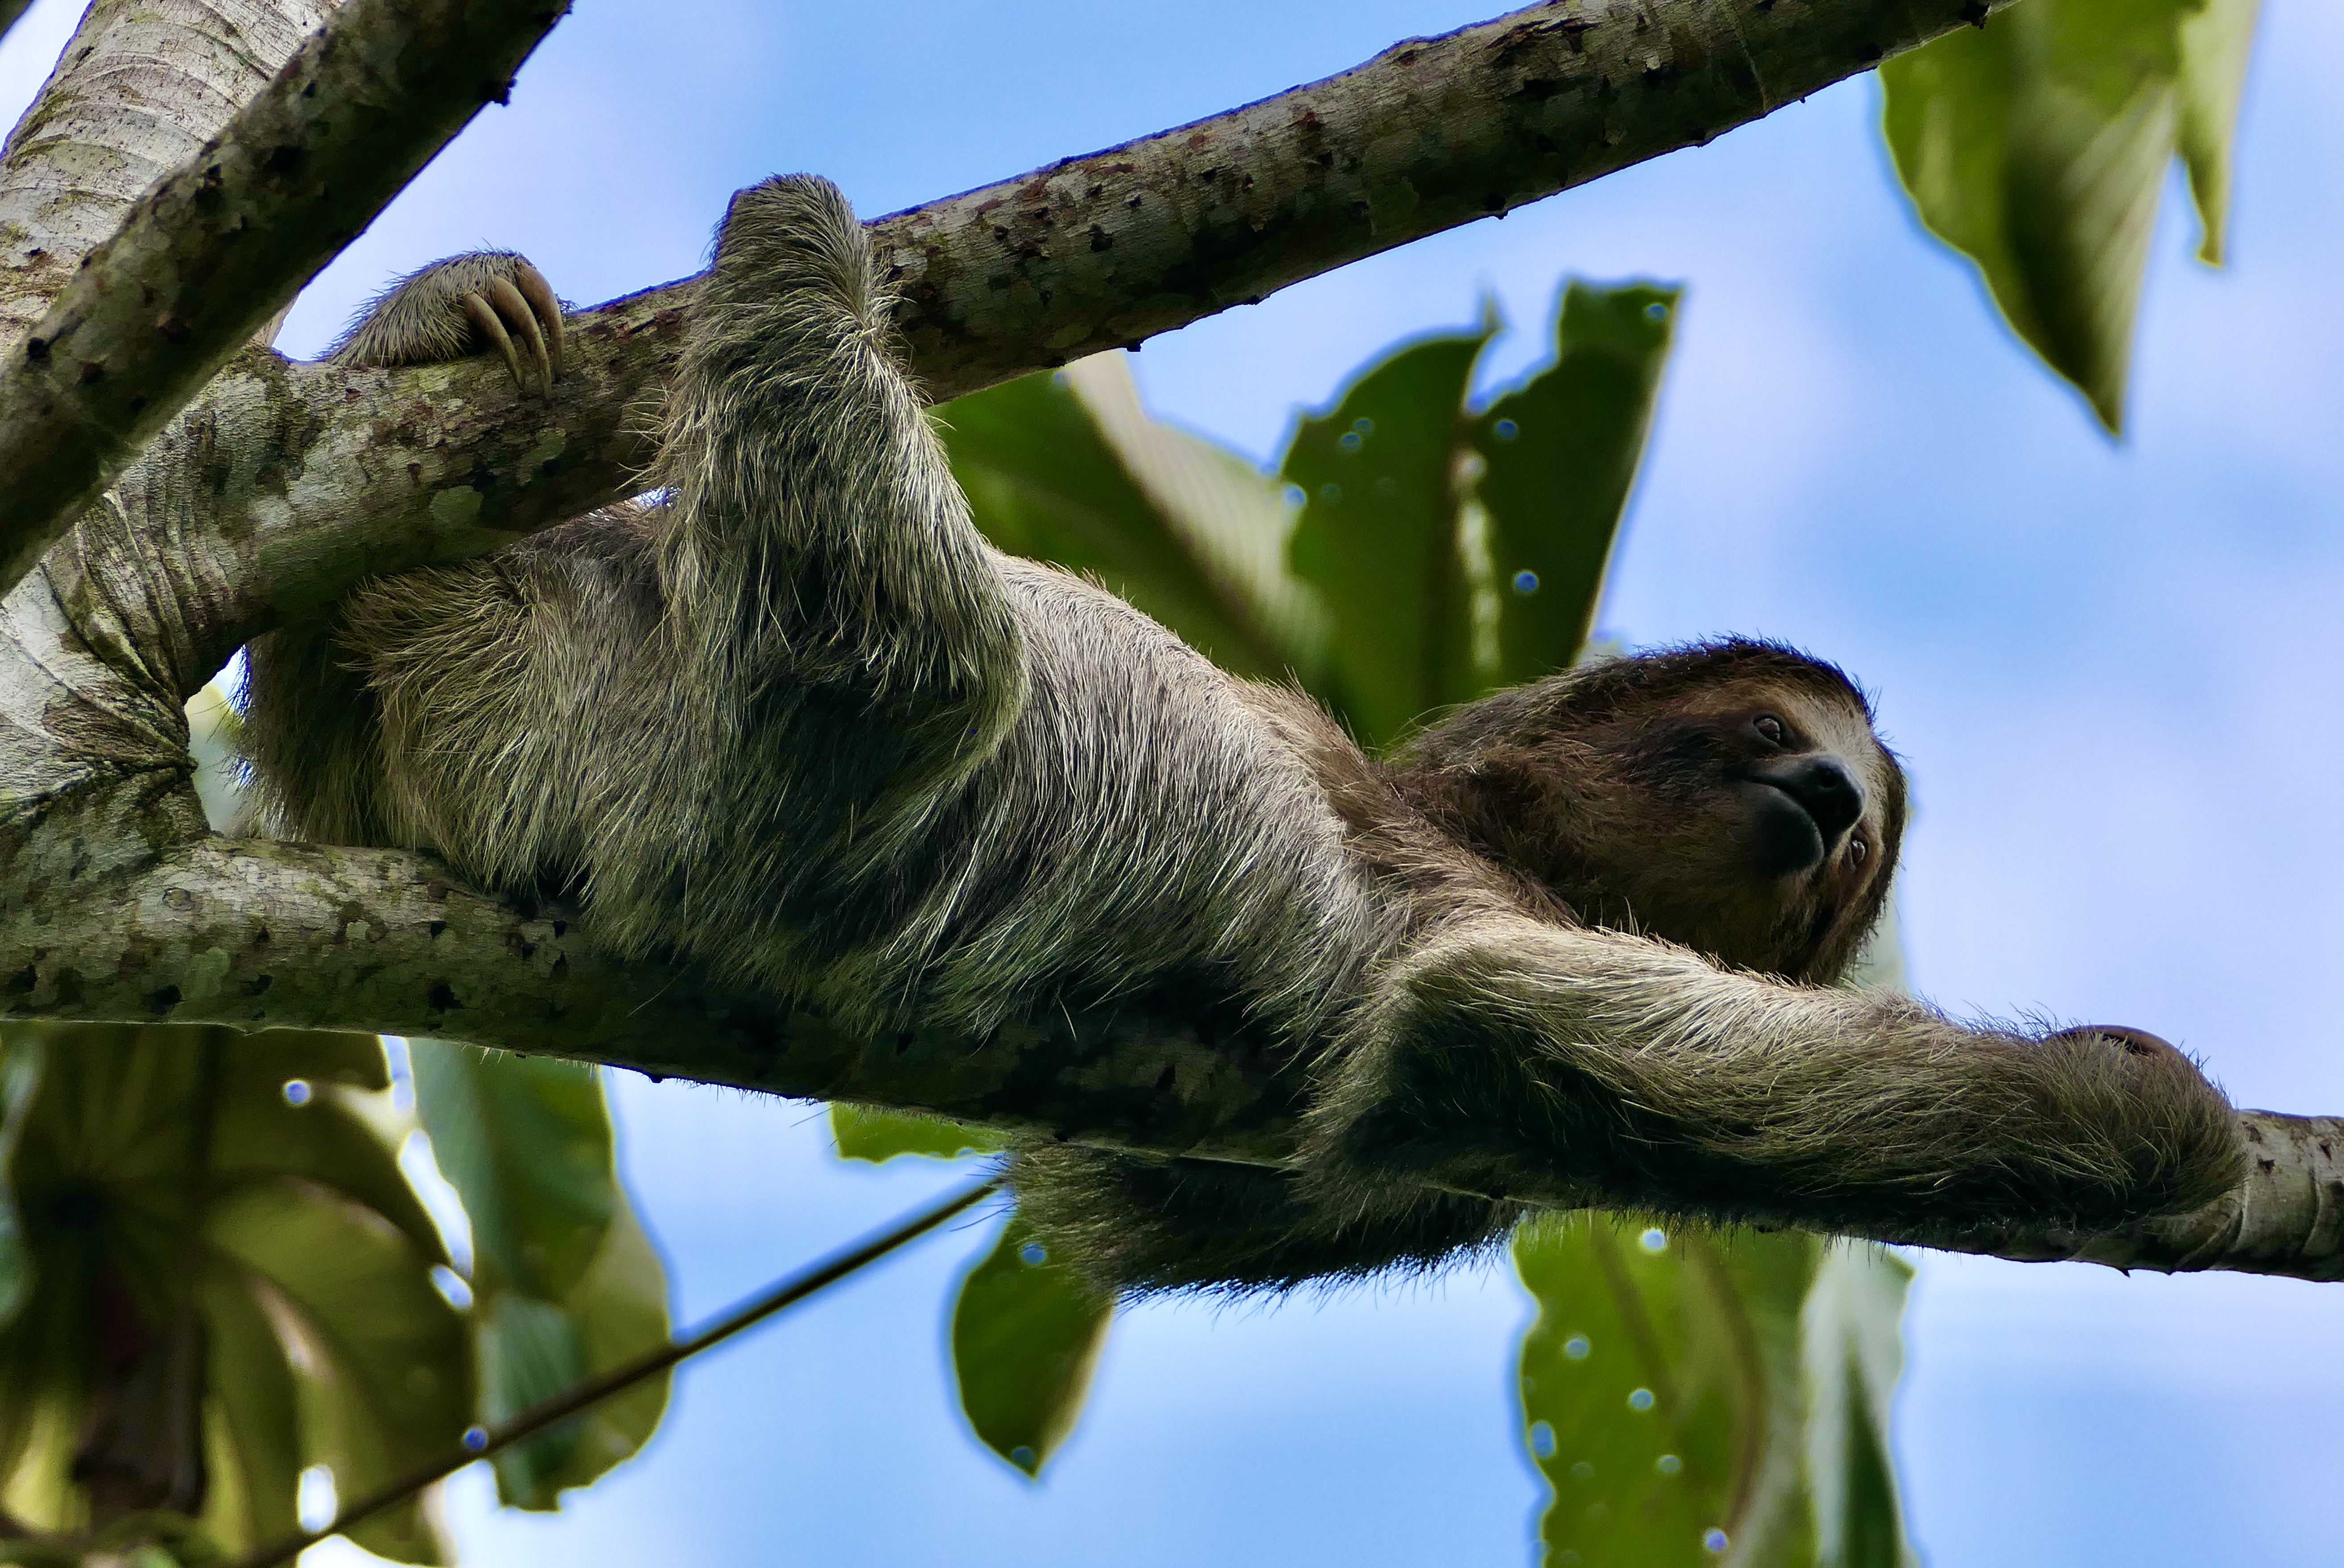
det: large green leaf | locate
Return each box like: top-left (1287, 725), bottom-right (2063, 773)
top-left (1881, 0), bottom-right (2261, 432)
top-left (1472, 283), bottom-right (1680, 693)
top-left (0, 1039), bottom-right (40, 1335)
top-left (406, 1042), bottom-right (670, 1510)
top-left (207, 1180), bottom-right (469, 1563)
top-left (1514, 1215), bottom-right (1804, 1565)
top-left (939, 367), bottom-right (1297, 681)
top-left (1058, 354), bottom-right (1331, 686)
top-left (1284, 323), bottom-right (1495, 746)
top-left (828, 1104), bottom-right (1007, 1165)
top-left (0, 1025), bottom-right (465, 1558)
top-left (2175, 0), bottom-right (2260, 265)
top-left (950, 1218), bottom-right (1113, 1478)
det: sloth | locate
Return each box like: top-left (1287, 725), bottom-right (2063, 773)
top-left (242, 175), bottom-right (2244, 1293)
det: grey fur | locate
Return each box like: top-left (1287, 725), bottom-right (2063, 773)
top-left (243, 176), bottom-right (2245, 1296)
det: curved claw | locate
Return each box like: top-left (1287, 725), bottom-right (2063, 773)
top-left (459, 290), bottom-right (524, 389)
top-left (512, 262), bottom-right (565, 386)
top-left (486, 274), bottom-right (555, 400)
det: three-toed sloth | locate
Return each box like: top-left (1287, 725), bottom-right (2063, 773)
top-left (243, 176), bottom-right (2244, 1293)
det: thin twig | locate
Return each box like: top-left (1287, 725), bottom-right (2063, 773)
top-left (227, 1174), bottom-right (1003, 1568)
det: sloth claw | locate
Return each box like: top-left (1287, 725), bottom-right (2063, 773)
top-left (332, 252), bottom-right (566, 400)
top-left (459, 288), bottom-right (524, 391)
top-left (485, 273), bottom-right (556, 399)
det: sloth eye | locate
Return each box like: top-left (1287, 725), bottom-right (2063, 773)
top-left (1752, 715), bottom-right (1787, 746)
top-left (1849, 837), bottom-right (1869, 867)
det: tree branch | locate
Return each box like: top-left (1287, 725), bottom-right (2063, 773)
top-left (165, 0), bottom-right (2023, 642)
top-left (0, 0), bottom-right (337, 348)
top-left (6, 835), bottom-right (2337, 1282)
top-left (0, 0), bottom-right (573, 596)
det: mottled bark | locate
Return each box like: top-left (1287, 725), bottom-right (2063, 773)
top-left (0, 0), bottom-right (336, 348)
top-left (1947, 1112), bottom-right (2344, 1283)
top-left (0, 0), bottom-right (571, 594)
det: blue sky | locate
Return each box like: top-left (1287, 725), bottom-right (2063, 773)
top-left (7, 0), bottom-right (2342, 1562)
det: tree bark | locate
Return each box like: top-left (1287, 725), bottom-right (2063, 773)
top-left (0, 0), bottom-right (338, 350)
top-left (0, 0), bottom-right (572, 594)
top-left (7, 0), bottom-right (2341, 1283)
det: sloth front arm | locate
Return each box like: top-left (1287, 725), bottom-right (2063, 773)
top-left (1310, 914), bottom-right (2241, 1239)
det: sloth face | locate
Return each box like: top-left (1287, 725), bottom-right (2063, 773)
top-left (1391, 641), bottom-right (1907, 985)
top-left (1585, 675), bottom-right (1903, 983)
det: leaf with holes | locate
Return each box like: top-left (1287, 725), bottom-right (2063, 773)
top-left (1513, 1214), bottom-right (1839, 1566)
top-left (951, 1218), bottom-right (1113, 1478)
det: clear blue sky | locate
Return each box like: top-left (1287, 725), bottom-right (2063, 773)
top-left (7, 0), bottom-right (2341, 1562)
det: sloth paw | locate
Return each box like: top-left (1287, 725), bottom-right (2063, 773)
top-left (330, 251), bottom-right (564, 398)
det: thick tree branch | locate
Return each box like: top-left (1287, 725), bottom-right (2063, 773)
top-left (5, 834), bottom-right (2336, 1282)
top-left (2, 837), bottom-right (1308, 1161)
top-left (0, 0), bottom-right (572, 596)
top-left (0, 0), bottom-right (337, 347)
top-left (173, 0), bottom-right (2023, 642)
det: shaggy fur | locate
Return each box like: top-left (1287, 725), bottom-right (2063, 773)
top-left (242, 176), bottom-right (2246, 1296)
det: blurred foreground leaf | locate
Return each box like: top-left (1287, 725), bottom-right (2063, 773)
top-left (1881, 0), bottom-right (2262, 432)
top-left (408, 1044), bottom-right (670, 1511)
top-left (1801, 1243), bottom-right (1919, 1568)
top-left (950, 1218), bottom-right (1112, 1478)
top-left (938, 367), bottom-right (1301, 681)
top-left (0, 1026), bottom-right (463, 1561)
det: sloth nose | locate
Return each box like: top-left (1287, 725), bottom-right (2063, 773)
top-left (1762, 755), bottom-right (1865, 844)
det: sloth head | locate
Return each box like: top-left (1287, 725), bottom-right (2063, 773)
top-left (1387, 639), bottom-right (1905, 984)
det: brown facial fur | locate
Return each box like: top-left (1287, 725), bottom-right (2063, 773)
top-left (1383, 642), bottom-right (1904, 984)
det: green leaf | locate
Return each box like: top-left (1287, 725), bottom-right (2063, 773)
top-left (1799, 1244), bottom-right (1919, 1568)
top-left (1881, 0), bottom-right (2223, 432)
top-left (478, 1291), bottom-right (586, 1501)
top-left (950, 1217), bottom-right (1113, 1478)
top-left (1059, 355), bottom-right (1331, 686)
top-left (1513, 1216), bottom-right (1818, 1565)
top-left (2176, 0), bottom-right (2261, 264)
top-left (542, 1203), bottom-right (671, 1494)
top-left (408, 1043), bottom-right (614, 1300)
top-left (478, 1204), bottom-right (673, 1510)
top-left (0, 1024), bottom-right (482, 1558)
top-left (1284, 321), bottom-right (1495, 745)
top-left (195, 1259), bottom-right (305, 1554)
top-left (208, 1179), bottom-right (471, 1564)
top-left (1472, 282), bottom-right (1679, 691)
top-left (0, 1037), bottom-right (43, 1333)
top-left (405, 1042), bottom-right (670, 1508)
top-left (938, 366), bottom-right (1296, 680)
top-left (828, 1103), bottom-right (1007, 1164)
